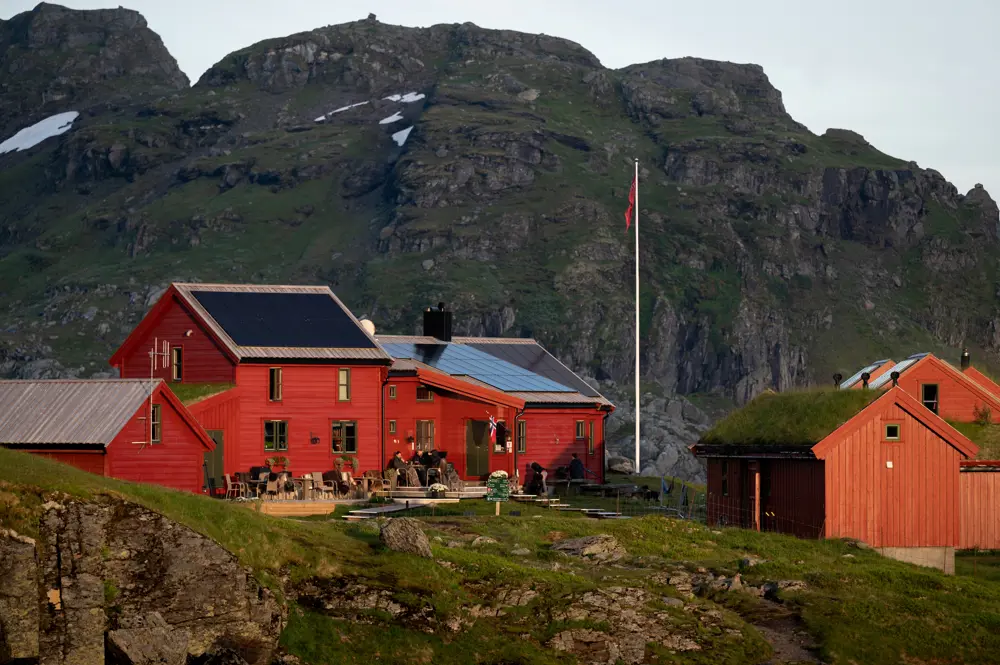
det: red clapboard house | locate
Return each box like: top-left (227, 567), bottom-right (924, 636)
top-left (691, 386), bottom-right (978, 573)
top-left (109, 283), bottom-right (393, 487)
top-left (0, 379), bottom-right (215, 493)
top-left (378, 305), bottom-right (614, 482)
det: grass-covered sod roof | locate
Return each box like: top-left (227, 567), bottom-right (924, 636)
top-left (700, 389), bottom-right (884, 447)
top-left (948, 421), bottom-right (1000, 460)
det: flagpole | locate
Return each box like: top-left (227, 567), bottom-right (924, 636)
top-left (634, 158), bottom-right (640, 476)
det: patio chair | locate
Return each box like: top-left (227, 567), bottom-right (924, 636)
top-left (224, 474), bottom-right (247, 500)
top-left (364, 470), bottom-right (387, 497)
top-left (383, 468), bottom-right (398, 493)
top-left (263, 476), bottom-right (279, 501)
top-left (311, 472), bottom-right (337, 500)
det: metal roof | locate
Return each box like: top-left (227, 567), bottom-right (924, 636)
top-left (0, 379), bottom-right (158, 446)
top-left (171, 283), bottom-right (392, 362)
top-left (840, 359), bottom-right (892, 389)
top-left (869, 354), bottom-right (926, 389)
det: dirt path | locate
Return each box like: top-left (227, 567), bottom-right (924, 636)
top-left (753, 616), bottom-right (823, 664)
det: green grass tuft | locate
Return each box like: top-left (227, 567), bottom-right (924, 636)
top-left (167, 382), bottom-right (236, 405)
top-left (701, 388), bottom-right (884, 446)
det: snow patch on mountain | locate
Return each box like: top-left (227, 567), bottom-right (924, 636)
top-left (0, 112), bottom-right (79, 155)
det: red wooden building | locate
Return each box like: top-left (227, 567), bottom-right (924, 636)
top-left (0, 379), bottom-right (214, 493)
top-left (840, 358), bottom-right (895, 390)
top-left (959, 462), bottom-right (1000, 549)
top-left (692, 386), bottom-right (978, 573)
top-left (863, 352), bottom-right (1000, 422)
top-left (109, 283), bottom-right (393, 485)
top-left (377, 305), bottom-right (614, 482)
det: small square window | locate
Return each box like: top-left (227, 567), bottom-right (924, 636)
top-left (389, 420), bottom-right (397, 434)
top-left (268, 368), bottom-right (282, 402)
top-left (388, 385), bottom-right (397, 400)
top-left (575, 420), bottom-right (585, 439)
top-left (338, 368), bottom-right (351, 401)
top-left (416, 385), bottom-right (433, 402)
top-left (884, 424), bottom-right (901, 441)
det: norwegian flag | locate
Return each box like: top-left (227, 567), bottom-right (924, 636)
top-left (488, 415), bottom-right (497, 444)
top-left (624, 173), bottom-right (637, 232)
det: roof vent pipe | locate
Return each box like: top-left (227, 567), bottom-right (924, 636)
top-left (961, 348), bottom-right (971, 371)
top-left (861, 372), bottom-right (871, 389)
top-left (891, 371), bottom-right (900, 387)
top-left (833, 373), bottom-right (843, 388)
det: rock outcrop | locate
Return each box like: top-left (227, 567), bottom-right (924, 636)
top-left (379, 517), bottom-right (433, 558)
top-left (0, 498), bottom-right (283, 665)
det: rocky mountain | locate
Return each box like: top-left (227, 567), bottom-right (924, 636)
top-left (2, 4), bottom-right (999, 480)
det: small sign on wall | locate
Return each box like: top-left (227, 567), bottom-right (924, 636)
top-left (886, 460), bottom-right (893, 469)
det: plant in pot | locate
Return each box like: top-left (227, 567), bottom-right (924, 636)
top-left (265, 455), bottom-right (289, 472)
top-left (428, 483), bottom-right (449, 499)
top-left (340, 454), bottom-right (359, 474)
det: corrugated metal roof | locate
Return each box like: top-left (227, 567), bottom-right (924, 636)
top-left (508, 391), bottom-right (613, 406)
top-left (452, 336), bottom-right (540, 345)
top-left (171, 283), bottom-right (392, 362)
top-left (0, 379), bottom-right (158, 446)
top-left (376, 335), bottom-right (441, 344)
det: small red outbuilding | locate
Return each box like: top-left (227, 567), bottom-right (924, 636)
top-left (0, 379), bottom-right (215, 493)
top-left (692, 386), bottom-right (978, 573)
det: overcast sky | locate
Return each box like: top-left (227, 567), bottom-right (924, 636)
top-left (5, 0), bottom-right (999, 199)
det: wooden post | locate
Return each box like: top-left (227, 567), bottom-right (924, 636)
top-left (495, 501), bottom-right (500, 517)
top-left (752, 462), bottom-right (761, 532)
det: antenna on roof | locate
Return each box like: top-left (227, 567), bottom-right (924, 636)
top-left (833, 373), bottom-right (843, 388)
top-left (891, 371), bottom-right (900, 387)
top-left (861, 372), bottom-right (871, 389)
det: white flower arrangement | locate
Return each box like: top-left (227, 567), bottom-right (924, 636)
top-left (429, 483), bottom-right (449, 492)
top-left (488, 470), bottom-right (509, 479)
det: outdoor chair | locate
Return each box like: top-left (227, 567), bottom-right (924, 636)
top-left (364, 470), bottom-right (387, 497)
top-left (383, 468), bottom-right (398, 493)
top-left (311, 472), bottom-right (337, 500)
top-left (263, 477), bottom-right (279, 501)
top-left (224, 474), bottom-right (247, 500)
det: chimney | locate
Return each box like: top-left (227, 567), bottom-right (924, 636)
top-left (861, 372), bottom-right (871, 389)
top-left (423, 302), bottom-right (453, 341)
top-left (961, 348), bottom-right (971, 371)
top-left (891, 371), bottom-right (900, 387)
top-left (833, 373), bottom-right (843, 388)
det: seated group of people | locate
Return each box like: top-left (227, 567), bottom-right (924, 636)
top-left (386, 449), bottom-right (463, 491)
top-left (525, 454), bottom-right (598, 495)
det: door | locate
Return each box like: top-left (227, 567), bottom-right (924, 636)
top-left (204, 430), bottom-right (224, 494)
top-left (881, 443), bottom-right (903, 546)
top-left (466, 420), bottom-right (490, 478)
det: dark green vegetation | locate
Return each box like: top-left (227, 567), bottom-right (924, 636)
top-left (5, 448), bottom-right (1000, 664)
top-left (700, 389), bottom-right (883, 446)
top-left (2, 5), bottom-right (1000, 412)
top-left (167, 381), bottom-right (235, 405)
top-left (949, 421), bottom-right (1000, 459)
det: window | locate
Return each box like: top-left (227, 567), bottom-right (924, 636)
top-left (389, 420), bottom-right (397, 434)
top-left (264, 420), bottom-right (288, 451)
top-left (761, 463), bottom-right (772, 498)
top-left (575, 420), bottom-right (585, 439)
top-left (416, 420), bottom-right (435, 450)
top-left (884, 423), bottom-right (901, 441)
top-left (388, 385), bottom-right (397, 400)
top-left (416, 385), bottom-right (433, 402)
top-left (588, 421), bottom-right (595, 455)
top-left (721, 461), bottom-right (729, 497)
top-left (150, 404), bottom-right (162, 443)
top-left (921, 384), bottom-right (939, 414)
top-left (170, 347), bottom-right (183, 382)
top-left (338, 368), bottom-right (351, 401)
top-left (268, 368), bottom-right (283, 402)
top-left (495, 419), bottom-right (507, 452)
top-left (516, 421), bottom-right (527, 453)
top-left (331, 421), bottom-right (357, 453)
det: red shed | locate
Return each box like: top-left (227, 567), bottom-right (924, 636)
top-left (110, 283), bottom-right (393, 486)
top-left (959, 462), bottom-right (1000, 549)
top-left (692, 386), bottom-right (978, 573)
top-left (864, 352), bottom-right (1000, 423)
top-left (0, 379), bottom-right (214, 493)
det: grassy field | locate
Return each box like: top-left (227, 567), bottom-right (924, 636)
top-left (5, 449), bottom-right (1000, 664)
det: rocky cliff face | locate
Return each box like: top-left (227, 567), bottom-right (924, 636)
top-left (1, 5), bottom-right (999, 479)
top-left (0, 3), bottom-right (188, 135)
top-left (0, 496), bottom-right (283, 664)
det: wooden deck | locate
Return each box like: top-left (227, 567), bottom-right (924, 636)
top-left (251, 500), bottom-right (364, 517)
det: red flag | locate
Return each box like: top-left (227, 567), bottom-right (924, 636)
top-left (624, 175), bottom-right (636, 231)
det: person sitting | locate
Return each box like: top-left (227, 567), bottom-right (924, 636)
top-left (387, 451), bottom-right (407, 471)
top-left (569, 453), bottom-right (597, 481)
top-left (524, 462), bottom-right (547, 496)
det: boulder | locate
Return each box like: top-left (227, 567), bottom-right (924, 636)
top-left (551, 535), bottom-right (625, 562)
top-left (471, 536), bottom-right (497, 547)
top-left (106, 613), bottom-right (189, 665)
top-left (0, 529), bottom-right (38, 661)
top-left (606, 456), bottom-right (635, 474)
top-left (379, 518), bottom-right (433, 558)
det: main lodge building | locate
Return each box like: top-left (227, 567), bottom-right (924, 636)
top-left (106, 283), bottom-right (613, 487)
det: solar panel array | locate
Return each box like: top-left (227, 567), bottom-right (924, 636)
top-left (839, 359), bottom-right (890, 389)
top-left (382, 342), bottom-right (576, 393)
top-left (192, 291), bottom-right (377, 349)
top-left (869, 353), bottom-right (927, 389)
top-left (464, 342), bottom-right (601, 397)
